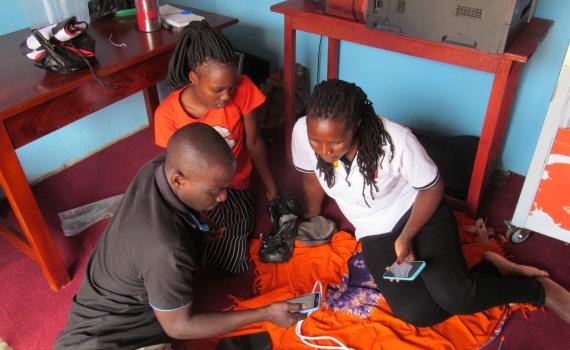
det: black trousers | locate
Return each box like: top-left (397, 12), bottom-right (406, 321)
top-left (361, 203), bottom-right (545, 327)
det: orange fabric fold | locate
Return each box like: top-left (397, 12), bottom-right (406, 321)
top-left (183, 212), bottom-right (530, 350)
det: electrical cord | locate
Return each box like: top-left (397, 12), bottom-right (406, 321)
top-left (294, 281), bottom-right (354, 350)
top-left (317, 35), bottom-right (323, 83)
top-left (352, 0), bottom-right (358, 21)
top-left (69, 41), bottom-right (110, 90)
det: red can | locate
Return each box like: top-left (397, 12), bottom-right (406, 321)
top-left (135, 0), bottom-right (161, 32)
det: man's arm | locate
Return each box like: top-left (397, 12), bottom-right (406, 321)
top-left (154, 301), bottom-right (305, 340)
top-left (302, 172), bottom-right (326, 218)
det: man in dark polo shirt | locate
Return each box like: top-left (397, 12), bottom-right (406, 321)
top-left (54, 123), bottom-right (305, 350)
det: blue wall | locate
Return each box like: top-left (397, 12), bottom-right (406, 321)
top-left (212, 0), bottom-right (570, 175)
top-left (1, 0), bottom-right (569, 185)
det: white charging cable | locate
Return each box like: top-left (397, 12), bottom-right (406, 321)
top-left (294, 281), bottom-right (354, 350)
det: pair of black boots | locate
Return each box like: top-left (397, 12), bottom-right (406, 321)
top-left (259, 194), bottom-right (300, 263)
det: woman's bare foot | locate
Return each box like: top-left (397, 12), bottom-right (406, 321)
top-left (482, 251), bottom-right (549, 278)
top-left (539, 277), bottom-right (570, 324)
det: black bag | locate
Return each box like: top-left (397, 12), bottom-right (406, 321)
top-left (20, 17), bottom-right (97, 74)
top-left (88, 0), bottom-right (134, 18)
top-left (259, 194), bottom-right (301, 263)
top-left (31, 29), bottom-right (96, 74)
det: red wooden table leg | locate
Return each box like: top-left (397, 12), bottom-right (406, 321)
top-left (327, 38), bottom-right (340, 79)
top-left (0, 122), bottom-right (69, 291)
top-left (143, 84), bottom-right (160, 143)
top-left (467, 59), bottom-right (516, 217)
top-left (489, 63), bottom-right (523, 169)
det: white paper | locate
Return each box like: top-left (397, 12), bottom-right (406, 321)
top-left (159, 4), bottom-right (205, 28)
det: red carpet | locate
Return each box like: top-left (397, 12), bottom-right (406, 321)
top-left (0, 128), bottom-right (569, 349)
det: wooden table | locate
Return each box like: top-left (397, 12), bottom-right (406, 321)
top-left (0, 9), bottom-right (237, 291)
top-left (271, 0), bottom-right (552, 217)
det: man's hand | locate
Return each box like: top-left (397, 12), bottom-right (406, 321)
top-left (264, 302), bottom-right (306, 328)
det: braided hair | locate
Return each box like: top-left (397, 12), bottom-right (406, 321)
top-left (307, 79), bottom-right (394, 206)
top-left (167, 20), bottom-right (237, 90)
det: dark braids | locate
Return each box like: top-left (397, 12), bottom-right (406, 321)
top-left (167, 20), bottom-right (237, 90)
top-left (307, 79), bottom-right (394, 206)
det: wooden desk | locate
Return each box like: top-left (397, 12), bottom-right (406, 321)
top-left (271, 0), bottom-right (551, 217)
top-left (0, 10), bottom-right (237, 291)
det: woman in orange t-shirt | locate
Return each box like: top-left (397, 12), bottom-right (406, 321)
top-left (154, 21), bottom-right (276, 273)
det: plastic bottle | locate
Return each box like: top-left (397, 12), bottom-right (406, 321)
top-left (135, 0), bottom-right (161, 32)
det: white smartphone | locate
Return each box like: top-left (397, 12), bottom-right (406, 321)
top-left (383, 260), bottom-right (426, 281)
top-left (285, 291), bottom-right (321, 314)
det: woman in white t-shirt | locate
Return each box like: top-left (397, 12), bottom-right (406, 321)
top-left (292, 79), bottom-right (570, 326)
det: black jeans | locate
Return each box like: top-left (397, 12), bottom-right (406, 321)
top-left (361, 203), bottom-right (545, 327)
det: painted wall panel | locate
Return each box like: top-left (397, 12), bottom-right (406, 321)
top-left (526, 128), bottom-right (570, 242)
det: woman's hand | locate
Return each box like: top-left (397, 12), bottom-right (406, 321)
top-left (386, 237), bottom-right (415, 283)
top-left (266, 189), bottom-right (278, 201)
top-left (394, 236), bottom-right (415, 262)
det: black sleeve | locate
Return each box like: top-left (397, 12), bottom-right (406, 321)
top-left (144, 248), bottom-right (196, 311)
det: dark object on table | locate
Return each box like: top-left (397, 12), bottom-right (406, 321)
top-left (89, 0), bottom-right (135, 18)
top-left (21, 18), bottom-right (97, 74)
top-left (415, 133), bottom-right (479, 201)
top-left (366, 0), bottom-right (537, 54)
top-left (326, 0), bottom-right (368, 23)
top-left (259, 194), bottom-right (301, 263)
top-left (217, 331), bottom-right (272, 350)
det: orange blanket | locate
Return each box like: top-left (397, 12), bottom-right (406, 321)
top-left (183, 212), bottom-right (524, 350)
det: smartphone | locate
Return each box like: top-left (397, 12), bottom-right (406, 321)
top-left (285, 291), bottom-right (321, 314)
top-left (383, 260), bottom-right (426, 281)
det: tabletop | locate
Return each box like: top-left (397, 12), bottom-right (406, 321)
top-left (0, 7), bottom-right (238, 122)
